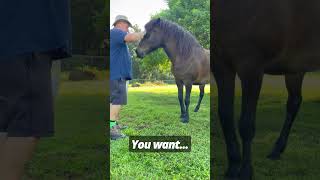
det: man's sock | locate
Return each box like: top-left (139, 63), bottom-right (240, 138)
top-left (110, 120), bottom-right (117, 129)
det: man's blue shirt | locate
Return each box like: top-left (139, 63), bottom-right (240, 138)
top-left (0, 0), bottom-right (72, 59)
top-left (110, 28), bottom-right (132, 80)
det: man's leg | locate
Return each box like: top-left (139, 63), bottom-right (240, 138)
top-left (0, 137), bottom-right (39, 180)
top-left (110, 80), bottom-right (127, 140)
top-left (0, 53), bottom-right (53, 179)
top-left (110, 104), bottom-right (121, 121)
top-left (0, 133), bottom-right (7, 154)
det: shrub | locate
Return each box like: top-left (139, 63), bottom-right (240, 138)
top-left (68, 70), bottom-right (96, 81)
top-left (131, 82), bottom-right (141, 87)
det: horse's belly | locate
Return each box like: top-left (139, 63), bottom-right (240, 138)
top-left (264, 51), bottom-right (320, 74)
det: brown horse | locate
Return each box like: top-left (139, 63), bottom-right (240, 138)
top-left (213, 0), bottom-right (320, 179)
top-left (136, 18), bottom-right (210, 123)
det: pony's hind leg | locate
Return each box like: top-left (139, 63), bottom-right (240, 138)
top-left (194, 84), bottom-right (205, 112)
top-left (267, 72), bottom-right (304, 160)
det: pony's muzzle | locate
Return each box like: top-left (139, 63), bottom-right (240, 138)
top-left (135, 49), bottom-right (145, 58)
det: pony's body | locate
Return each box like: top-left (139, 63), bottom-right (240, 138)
top-left (167, 46), bottom-right (210, 85)
top-left (214, 0), bottom-right (320, 179)
top-left (137, 18), bottom-right (210, 122)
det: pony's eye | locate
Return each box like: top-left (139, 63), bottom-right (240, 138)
top-left (144, 33), bottom-right (150, 39)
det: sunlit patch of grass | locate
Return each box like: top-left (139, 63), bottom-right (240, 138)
top-left (111, 85), bottom-right (210, 179)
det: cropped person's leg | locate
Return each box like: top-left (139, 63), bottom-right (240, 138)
top-left (0, 53), bottom-right (54, 179)
top-left (0, 137), bottom-right (39, 180)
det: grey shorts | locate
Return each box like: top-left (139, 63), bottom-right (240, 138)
top-left (0, 53), bottom-right (54, 137)
top-left (110, 79), bottom-right (128, 105)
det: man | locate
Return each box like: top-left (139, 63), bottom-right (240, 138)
top-left (110, 15), bottom-right (144, 140)
top-left (0, 1), bottom-right (71, 179)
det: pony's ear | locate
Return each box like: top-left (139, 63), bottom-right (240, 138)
top-left (155, 18), bottom-right (161, 25)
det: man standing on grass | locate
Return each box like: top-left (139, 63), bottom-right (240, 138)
top-left (0, 1), bottom-right (71, 179)
top-left (110, 15), bottom-right (144, 140)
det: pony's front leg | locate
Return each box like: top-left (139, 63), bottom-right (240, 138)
top-left (214, 61), bottom-right (240, 179)
top-left (183, 83), bottom-right (192, 123)
top-left (238, 69), bottom-right (263, 180)
top-left (176, 80), bottom-right (186, 121)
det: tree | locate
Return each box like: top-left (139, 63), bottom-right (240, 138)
top-left (71, 0), bottom-right (106, 55)
top-left (155, 0), bottom-right (210, 48)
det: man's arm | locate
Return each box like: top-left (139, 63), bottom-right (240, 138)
top-left (124, 32), bottom-right (144, 43)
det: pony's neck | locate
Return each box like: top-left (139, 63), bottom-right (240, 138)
top-left (162, 40), bottom-right (178, 64)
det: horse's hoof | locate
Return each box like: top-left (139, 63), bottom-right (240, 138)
top-left (225, 165), bottom-right (240, 180)
top-left (225, 172), bottom-right (238, 180)
top-left (238, 165), bottom-right (253, 180)
top-left (180, 116), bottom-right (189, 123)
top-left (224, 177), bottom-right (238, 180)
top-left (267, 152), bottom-right (281, 160)
top-left (194, 107), bottom-right (199, 112)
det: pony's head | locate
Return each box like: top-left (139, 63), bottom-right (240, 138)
top-left (136, 18), bottom-right (164, 58)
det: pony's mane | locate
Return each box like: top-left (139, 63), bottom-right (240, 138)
top-left (145, 19), bottom-right (202, 59)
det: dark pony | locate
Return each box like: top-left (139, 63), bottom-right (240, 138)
top-left (214, 0), bottom-right (320, 179)
top-left (136, 18), bottom-right (210, 123)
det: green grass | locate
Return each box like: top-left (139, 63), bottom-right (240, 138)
top-left (111, 85), bottom-right (211, 179)
top-left (24, 80), bottom-right (107, 180)
top-left (213, 74), bottom-right (320, 179)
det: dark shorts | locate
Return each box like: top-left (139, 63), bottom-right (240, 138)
top-left (110, 79), bottom-right (128, 105)
top-left (0, 53), bottom-right (54, 137)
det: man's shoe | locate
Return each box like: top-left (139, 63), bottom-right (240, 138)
top-left (110, 127), bottom-right (126, 140)
top-left (114, 123), bottom-right (128, 130)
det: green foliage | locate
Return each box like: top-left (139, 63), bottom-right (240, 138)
top-left (71, 0), bottom-right (107, 54)
top-left (156, 0), bottom-right (210, 48)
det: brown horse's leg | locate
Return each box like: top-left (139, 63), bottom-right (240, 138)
top-left (238, 69), bottom-right (263, 180)
top-left (194, 84), bottom-right (205, 112)
top-left (213, 62), bottom-right (240, 178)
top-left (267, 72), bottom-right (304, 160)
top-left (176, 80), bottom-right (186, 120)
top-left (182, 83), bottom-right (192, 123)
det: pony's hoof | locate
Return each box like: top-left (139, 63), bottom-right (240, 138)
top-left (267, 152), bottom-right (281, 160)
top-left (238, 165), bottom-right (253, 180)
top-left (180, 116), bottom-right (189, 123)
top-left (225, 165), bottom-right (240, 180)
top-left (194, 106), bottom-right (200, 112)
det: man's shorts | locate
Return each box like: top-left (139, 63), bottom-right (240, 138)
top-left (0, 53), bottom-right (54, 137)
top-left (110, 79), bottom-right (128, 105)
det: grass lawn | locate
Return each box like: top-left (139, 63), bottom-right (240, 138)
top-left (213, 74), bottom-right (320, 179)
top-left (111, 85), bottom-right (211, 179)
top-left (24, 80), bottom-right (107, 180)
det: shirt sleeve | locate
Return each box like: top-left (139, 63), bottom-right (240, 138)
top-left (110, 29), bottom-right (127, 45)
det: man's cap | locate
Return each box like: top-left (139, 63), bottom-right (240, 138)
top-left (113, 15), bottom-right (133, 27)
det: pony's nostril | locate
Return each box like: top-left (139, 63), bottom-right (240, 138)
top-left (135, 49), bottom-right (140, 56)
top-left (136, 49), bottom-right (144, 58)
